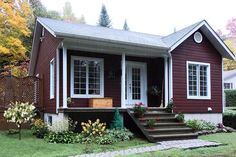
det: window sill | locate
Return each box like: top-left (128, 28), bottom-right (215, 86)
top-left (187, 96), bottom-right (211, 100)
top-left (71, 94), bottom-right (104, 99)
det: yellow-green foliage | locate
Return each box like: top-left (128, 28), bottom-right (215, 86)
top-left (81, 119), bottom-right (106, 137)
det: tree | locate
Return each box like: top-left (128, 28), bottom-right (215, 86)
top-left (224, 39), bottom-right (236, 70)
top-left (110, 108), bottom-right (123, 129)
top-left (98, 4), bottom-right (112, 28)
top-left (226, 18), bottom-right (236, 36)
top-left (4, 102), bottom-right (36, 140)
top-left (0, 0), bottom-right (31, 69)
top-left (63, 1), bottom-right (76, 22)
top-left (123, 19), bottom-right (130, 31)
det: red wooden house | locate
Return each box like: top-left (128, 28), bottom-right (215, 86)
top-left (29, 17), bottom-right (234, 141)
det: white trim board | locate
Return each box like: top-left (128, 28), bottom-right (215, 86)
top-left (70, 56), bottom-right (104, 98)
top-left (186, 61), bottom-right (211, 100)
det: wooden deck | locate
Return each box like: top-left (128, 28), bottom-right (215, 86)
top-left (58, 107), bottom-right (128, 113)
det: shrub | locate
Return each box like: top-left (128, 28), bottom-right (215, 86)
top-left (44, 131), bottom-right (78, 144)
top-left (106, 128), bottom-right (134, 141)
top-left (166, 98), bottom-right (173, 113)
top-left (81, 119), bottom-right (106, 137)
top-left (133, 102), bottom-right (146, 117)
top-left (146, 119), bottom-right (156, 128)
top-left (225, 90), bottom-right (236, 107)
top-left (4, 102), bottom-right (36, 140)
top-left (95, 134), bottom-right (115, 145)
top-left (110, 108), bottom-right (123, 129)
top-left (31, 119), bottom-right (48, 138)
top-left (176, 113), bottom-right (185, 122)
top-left (185, 119), bottom-right (215, 131)
top-left (223, 108), bottom-right (236, 129)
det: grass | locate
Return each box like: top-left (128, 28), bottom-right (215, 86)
top-left (125, 133), bottom-right (236, 157)
top-left (0, 130), bottom-right (151, 157)
top-left (1, 130), bottom-right (236, 157)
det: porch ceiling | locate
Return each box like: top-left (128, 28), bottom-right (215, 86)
top-left (62, 38), bottom-right (169, 58)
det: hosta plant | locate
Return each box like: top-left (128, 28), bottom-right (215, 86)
top-left (4, 102), bottom-right (36, 140)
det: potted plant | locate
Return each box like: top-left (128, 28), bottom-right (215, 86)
top-left (147, 119), bottom-right (156, 129)
top-left (166, 98), bottom-right (174, 113)
top-left (133, 102), bottom-right (147, 118)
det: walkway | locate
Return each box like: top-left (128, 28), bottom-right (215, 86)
top-left (72, 139), bottom-right (222, 157)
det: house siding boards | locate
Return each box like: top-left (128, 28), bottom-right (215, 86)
top-left (172, 31), bottom-right (222, 113)
top-left (65, 50), bottom-right (163, 107)
top-left (34, 29), bottom-right (62, 113)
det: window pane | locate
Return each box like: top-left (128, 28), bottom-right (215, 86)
top-left (74, 60), bottom-right (86, 94)
top-left (132, 68), bottom-right (141, 100)
top-left (188, 64), bottom-right (197, 96)
top-left (88, 61), bottom-right (101, 95)
top-left (200, 65), bottom-right (207, 96)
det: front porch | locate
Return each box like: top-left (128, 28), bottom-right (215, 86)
top-left (57, 38), bottom-right (173, 110)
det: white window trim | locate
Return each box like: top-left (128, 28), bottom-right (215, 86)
top-left (71, 56), bottom-right (104, 98)
top-left (186, 61), bottom-right (211, 100)
top-left (50, 58), bottom-right (55, 99)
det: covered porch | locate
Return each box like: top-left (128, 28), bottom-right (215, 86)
top-left (56, 37), bottom-right (173, 111)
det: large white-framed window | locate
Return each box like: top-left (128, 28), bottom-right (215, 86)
top-left (50, 58), bottom-right (55, 99)
top-left (186, 61), bottom-right (211, 99)
top-left (71, 56), bottom-right (104, 98)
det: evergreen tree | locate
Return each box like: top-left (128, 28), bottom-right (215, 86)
top-left (98, 4), bottom-right (112, 28)
top-left (110, 108), bottom-right (123, 129)
top-left (123, 19), bottom-right (129, 31)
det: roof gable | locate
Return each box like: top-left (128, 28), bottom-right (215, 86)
top-left (162, 20), bottom-right (235, 60)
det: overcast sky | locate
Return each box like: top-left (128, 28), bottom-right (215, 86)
top-left (41, 0), bottom-right (236, 36)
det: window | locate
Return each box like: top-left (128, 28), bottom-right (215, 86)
top-left (187, 61), bottom-right (211, 99)
top-left (47, 116), bottom-right (52, 126)
top-left (71, 56), bottom-right (104, 98)
top-left (224, 83), bottom-right (233, 89)
top-left (50, 59), bottom-right (55, 99)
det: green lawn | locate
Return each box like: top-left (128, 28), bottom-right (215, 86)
top-left (0, 130), bottom-right (151, 157)
top-left (126, 133), bottom-right (236, 157)
top-left (1, 130), bottom-right (236, 157)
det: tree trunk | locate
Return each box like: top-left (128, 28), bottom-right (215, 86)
top-left (19, 124), bottom-right (21, 140)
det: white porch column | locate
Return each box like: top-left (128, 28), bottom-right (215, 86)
top-left (164, 57), bottom-right (169, 107)
top-left (56, 48), bottom-right (60, 112)
top-left (121, 53), bottom-right (126, 108)
top-left (62, 47), bottom-right (68, 108)
top-left (168, 56), bottom-right (173, 100)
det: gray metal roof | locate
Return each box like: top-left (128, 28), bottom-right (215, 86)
top-left (162, 21), bottom-right (203, 47)
top-left (37, 17), bottom-right (167, 49)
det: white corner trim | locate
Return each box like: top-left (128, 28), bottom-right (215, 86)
top-left (62, 46), bottom-right (68, 108)
top-left (168, 56), bottom-right (173, 100)
top-left (56, 49), bottom-right (60, 113)
top-left (50, 58), bottom-right (55, 99)
top-left (186, 61), bottom-right (211, 100)
top-left (164, 57), bottom-right (169, 107)
top-left (121, 53), bottom-right (126, 108)
top-left (70, 56), bottom-right (104, 98)
top-left (222, 58), bottom-right (225, 113)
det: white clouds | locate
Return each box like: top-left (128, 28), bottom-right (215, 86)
top-left (41, 0), bottom-right (236, 35)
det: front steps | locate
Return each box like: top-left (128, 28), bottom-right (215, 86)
top-left (128, 108), bottom-right (198, 142)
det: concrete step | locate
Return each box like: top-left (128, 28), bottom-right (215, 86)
top-left (139, 116), bottom-right (177, 122)
top-left (141, 122), bottom-right (186, 128)
top-left (145, 127), bottom-right (194, 135)
top-left (150, 133), bottom-right (198, 142)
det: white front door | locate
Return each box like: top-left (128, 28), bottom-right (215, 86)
top-left (125, 61), bottom-right (147, 107)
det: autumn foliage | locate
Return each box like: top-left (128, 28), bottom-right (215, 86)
top-left (0, 0), bottom-right (31, 69)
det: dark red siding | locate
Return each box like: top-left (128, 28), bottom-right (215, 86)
top-left (65, 50), bottom-right (164, 107)
top-left (34, 28), bottom-right (62, 113)
top-left (172, 31), bottom-right (222, 113)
